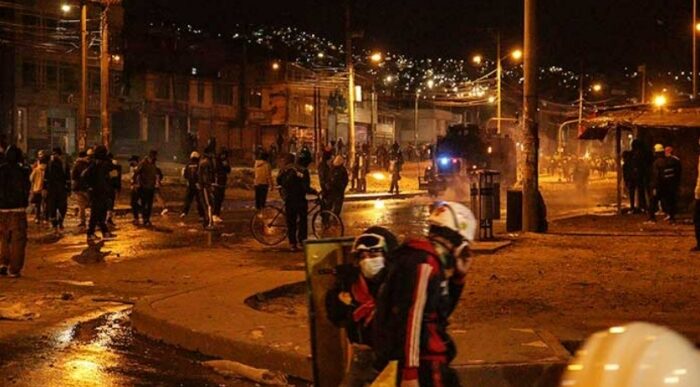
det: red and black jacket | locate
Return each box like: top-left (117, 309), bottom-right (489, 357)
top-left (373, 239), bottom-right (465, 381)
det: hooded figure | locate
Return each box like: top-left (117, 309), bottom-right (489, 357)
top-left (327, 155), bottom-right (349, 216)
top-left (82, 145), bottom-right (115, 241)
top-left (0, 146), bottom-right (30, 277)
top-left (253, 152), bottom-right (274, 210)
top-left (44, 147), bottom-right (70, 231)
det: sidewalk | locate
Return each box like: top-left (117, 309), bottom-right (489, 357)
top-left (132, 270), bottom-right (568, 386)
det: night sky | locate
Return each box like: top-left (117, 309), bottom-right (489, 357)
top-left (145, 0), bottom-right (693, 73)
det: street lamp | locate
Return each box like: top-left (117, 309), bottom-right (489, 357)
top-left (426, 79), bottom-right (435, 89)
top-left (592, 83), bottom-right (603, 93)
top-left (370, 52), bottom-right (382, 63)
top-left (271, 61), bottom-right (280, 70)
top-left (61, 4), bottom-right (72, 13)
top-left (511, 49), bottom-right (523, 61)
top-left (653, 94), bottom-right (668, 108)
top-left (472, 54), bottom-right (483, 65)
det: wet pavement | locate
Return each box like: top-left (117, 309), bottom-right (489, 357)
top-left (0, 308), bottom-right (309, 386)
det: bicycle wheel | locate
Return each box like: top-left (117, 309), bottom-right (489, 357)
top-left (312, 210), bottom-right (344, 239)
top-left (250, 206), bottom-right (288, 245)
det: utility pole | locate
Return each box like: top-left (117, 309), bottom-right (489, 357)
top-left (496, 32), bottom-right (502, 134)
top-left (345, 0), bottom-right (356, 161)
top-left (100, 4), bottom-right (110, 148)
top-left (414, 92), bottom-right (419, 147)
top-left (78, 1), bottom-right (88, 151)
top-left (694, 0), bottom-right (698, 98)
top-left (577, 72), bottom-right (584, 156)
top-left (522, 0), bottom-right (543, 232)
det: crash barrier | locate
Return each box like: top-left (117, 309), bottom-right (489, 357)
top-left (470, 169), bottom-right (500, 240)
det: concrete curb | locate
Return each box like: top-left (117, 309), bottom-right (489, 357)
top-left (454, 361), bottom-right (567, 387)
top-left (131, 271), bottom-right (313, 380)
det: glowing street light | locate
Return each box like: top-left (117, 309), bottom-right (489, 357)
top-left (385, 75), bottom-right (393, 83)
top-left (653, 94), bottom-right (668, 108)
top-left (271, 61), bottom-right (280, 70)
top-left (61, 4), bottom-right (72, 13)
top-left (511, 49), bottom-right (523, 61)
top-left (488, 96), bottom-right (496, 104)
top-left (370, 51), bottom-right (382, 63)
top-left (472, 54), bottom-right (483, 65)
top-left (592, 83), bottom-right (603, 93)
top-left (696, 22), bottom-right (700, 32)
top-left (317, 52), bottom-right (325, 59)
top-left (426, 79), bottom-right (435, 89)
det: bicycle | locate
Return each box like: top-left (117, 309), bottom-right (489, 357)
top-left (250, 193), bottom-right (344, 245)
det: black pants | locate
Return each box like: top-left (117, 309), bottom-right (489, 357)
top-left (633, 183), bottom-right (647, 211)
top-left (396, 361), bottom-right (460, 387)
top-left (46, 191), bottom-right (68, 228)
top-left (199, 187), bottom-right (213, 227)
top-left (212, 185), bottom-right (226, 216)
top-left (88, 197), bottom-right (110, 236)
top-left (182, 186), bottom-right (203, 217)
top-left (694, 199), bottom-right (700, 247)
top-left (139, 188), bottom-right (155, 223)
top-left (254, 185), bottom-right (269, 210)
top-left (660, 188), bottom-right (678, 220)
top-left (389, 176), bottom-right (400, 194)
top-left (327, 194), bottom-right (344, 216)
top-left (285, 200), bottom-right (308, 246)
top-left (130, 189), bottom-right (141, 220)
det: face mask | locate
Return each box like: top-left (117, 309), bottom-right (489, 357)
top-left (359, 256), bottom-right (385, 278)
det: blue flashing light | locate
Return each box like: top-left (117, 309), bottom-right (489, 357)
top-left (439, 157), bottom-right (450, 166)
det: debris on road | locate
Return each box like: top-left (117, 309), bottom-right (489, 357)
top-left (47, 280), bottom-right (95, 287)
top-left (203, 359), bottom-right (288, 385)
top-left (0, 303), bottom-right (40, 321)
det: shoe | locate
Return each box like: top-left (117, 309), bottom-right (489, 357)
top-left (144, 221), bottom-right (152, 227)
top-left (691, 246), bottom-right (700, 252)
top-left (102, 232), bottom-right (116, 240)
top-left (0, 266), bottom-right (7, 276)
top-left (204, 224), bottom-right (215, 231)
top-left (7, 272), bottom-right (20, 278)
top-left (161, 208), bottom-right (169, 216)
top-left (180, 213), bottom-right (186, 218)
top-left (212, 215), bottom-right (223, 223)
top-left (87, 234), bottom-right (99, 243)
top-left (290, 244), bottom-right (299, 252)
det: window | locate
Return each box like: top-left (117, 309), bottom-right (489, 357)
top-left (174, 81), bottom-right (188, 101)
top-left (22, 61), bottom-right (36, 87)
top-left (46, 64), bottom-right (57, 89)
top-left (214, 84), bottom-right (233, 105)
top-left (155, 76), bottom-right (170, 99)
top-left (197, 81), bottom-right (205, 103)
top-left (248, 88), bottom-right (262, 108)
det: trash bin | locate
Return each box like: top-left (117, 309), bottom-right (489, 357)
top-left (470, 169), bottom-right (501, 240)
top-left (506, 189), bottom-right (522, 232)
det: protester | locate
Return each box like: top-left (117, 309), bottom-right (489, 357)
top-left (106, 153), bottom-right (122, 226)
top-left (127, 155), bottom-right (141, 225)
top-left (328, 155), bottom-right (349, 216)
top-left (693, 138), bottom-right (700, 252)
top-left (181, 151), bottom-right (204, 219)
top-left (82, 145), bottom-right (115, 241)
top-left (133, 150), bottom-right (158, 227)
top-left (388, 152), bottom-right (402, 195)
top-left (0, 146), bottom-right (31, 277)
top-left (198, 145), bottom-right (216, 229)
top-left (71, 150), bottom-right (91, 228)
top-left (212, 148), bottom-right (231, 223)
top-left (621, 149), bottom-right (636, 212)
top-left (357, 151), bottom-right (368, 193)
top-left (29, 150), bottom-right (48, 224)
top-left (647, 144), bottom-right (667, 223)
top-left (253, 152), bottom-right (274, 210)
top-left (661, 146), bottom-right (681, 223)
top-left (350, 152), bottom-right (360, 192)
top-left (631, 139), bottom-right (651, 213)
top-left (276, 153), bottom-right (315, 251)
top-left (325, 227), bottom-right (399, 386)
top-left (44, 147), bottom-right (70, 232)
top-left (153, 166), bottom-right (168, 216)
top-left (373, 201), bottom-right (476, 386)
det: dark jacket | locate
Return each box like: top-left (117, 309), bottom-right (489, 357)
top-left (373, 239), bottom-right (465, 380)
top-left (198, 156), bottom-right (214, 189)
top-left (134, 158), bottom-right (158, 189)
top-left (71, 157), bottom-right (90, 192)
top-left (82, 157), bottom-right (115, 199)
top-left (184, 160), bottom-right (200, 188)
top-left (328, 165), bottom-right (349, 197)
top-left (318, 159), bottom-right (332, 193)
top-left (110, 161), bottom-right (122, 192)
top-left (214, 155), bottom-right (231, 187)
top-left (0, 147), bottom-right (30, 209)
top-left (651, 154), bottom-right (667, 190)
top-left (45, 156), bottom-right (70, 195)
top-left (663, 155), bottom-right (682, 190)
top-left (277, 164), bottom-right (314, 203)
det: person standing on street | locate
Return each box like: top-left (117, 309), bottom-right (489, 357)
top-left (661, 146), bottom-right (682, 223)
top-left (198, 147), bottom-right (216, 229)
top-left (388, 152), bottom-right (403, 195)
top-left (82, 145), bottom-right (115, 242)
top-left (253, 152), bottom-right (274, 210)
top-left (647, 144), bottom-right (667, 223)
top-left (106, 153), bottom-right (122, 226)
top-left (71, 150), bottom-right (91, 228)
top-left (277, 153), bottom-right (315, 251)
top-left (373, 201), bottom-right (477, 387)
top-left (212, 148), bottom-right (231, 223)
top-left (181, 151), bottom-right (204, 219)
top-left (0, 146), bottom-right (31, 278)
top-left (44, 147), bottom-right (70, 232)
top-left (127, 155), bottom-right (141, 224)
top-left (328, 155), bottom-right (349, 216)
top-left (133, 150), bottom-right (158, 227)
top-left (692, 138), bottom-right (700, 252)
top-left (29, 151), bottom-right (48, 224)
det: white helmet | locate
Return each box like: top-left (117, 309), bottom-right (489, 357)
top-left (427, 201), bottom-right (477, 243)
top-left (190, 151), bottom-right (200, 159)
top-left (561, 322), bottom-right (700, 387)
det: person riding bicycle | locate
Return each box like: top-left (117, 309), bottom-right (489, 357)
top-left (277, 152), bottom-right (316, 251)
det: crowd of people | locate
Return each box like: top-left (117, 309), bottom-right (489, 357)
top-left (541, 153), bottom-right (615, 184)
top-left (325, 201), bottom-right (477, 386)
